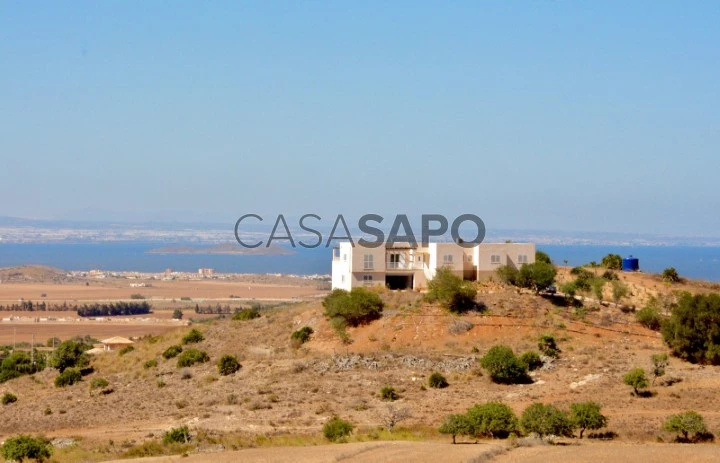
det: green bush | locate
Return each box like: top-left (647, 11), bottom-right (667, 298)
top-left (322, 288), bottom-right (384, 326)
top-left (535, 250), bottom-right (552, 264)
top-left (496, 265), bottom-right (519, 285)
top-left (143, 359), bottom-right (158, 369)
top-left (172, 309), bottom-right (183, 320)
top-left (232, 309), bottom-right (260, 321)
top-left (380, 386), bottom-right (399, 401)
top-left (54, 368), bottom-right (82, 387)
top-left (162, 345), bottom-right (183, 359)
top-left (521, 403), bottom-right (574, 437)
top-left (439, 414), bottom-right (474, 444)
top-left (480, 345), bottom-right (530, 384)
top-left (48, 340), bottom-right (91, 373)
top-left (130, 293), bottom-right (145, 300)
top-left (601, 254), bottom-right (622, 270)
top-left (623, 368), bottom-right (649, 395)
top-left (569, 402), bottom-right (607, 438)
top-left (323, 417), bottom-right (353, 442)
top-left (290, 326), bottom-right (314, 346)
top-left (163, 425), bottom-right (190, 444)
top-left (89, 378), bottom-right (109, 390)
top-left (0, 435), bottom-right (52, 462)
top-left (636, 306), bottom-right (662, 330)
top-left (181, 329), bottom-right (204, 345)
top-left (519, 351), bottom-right (543, 371)
top-left (662, 267), bottom-right (681, 283)
top-left (1, 392), bottom-right (17, 405)
top-left (466, 402), bottom-right (518, 438)
top-left (176, 348), bottom-right (210, 368)
top-left (428, 372), bottom-right (449, 389)
top-left (651, 353), bottom-right (668, 384)
top-left (663, 411), bottom-right (707, 441)
top-left (538, 334), bottom-right (560, 358)
top-left (217, 354), bottom-right (241, 376)
top-left (426, 267), bottom-right (478, 313)
top-left (661, 292), bottom-right (720, 364)
top-left (118, 345), bottom-right (134, 356)
top-left (516, 262), bottom-right (557, 293)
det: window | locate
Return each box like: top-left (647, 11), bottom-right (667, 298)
top-left (443, 254), bottom-right (453, 264)
top-left (491, 255), bottom-right (501, 264)
top-left (363, 275), bottom-right (373, 281)
top-left (343, 253), bottom-right (347, 261)
top-left (518, 255), bottom-right (528, 264)
top-left (363, 254), bottom-right (374, 270)
top-left (388, 253), bottom-right (401, 269)
top-left (341, 275), bottom-right (345, 282)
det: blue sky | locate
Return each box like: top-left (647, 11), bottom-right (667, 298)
top-left (1, 2), bottom-right (719, 236)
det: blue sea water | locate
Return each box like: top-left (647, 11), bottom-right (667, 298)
top-left (0, 243), bottom-right (719, 282)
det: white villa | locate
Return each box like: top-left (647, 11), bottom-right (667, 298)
top-left (331, 241), bottom-right (536, 291)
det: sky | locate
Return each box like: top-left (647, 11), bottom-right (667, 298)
top-left (1, 2), bottom-right (719, 237)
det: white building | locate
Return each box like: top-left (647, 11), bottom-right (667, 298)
top-left (331, 241), bottom-right (536, 291)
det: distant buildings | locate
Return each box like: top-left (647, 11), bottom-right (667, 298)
top-left (332, 241), bottom-right (536, 291)
top-left (198, 268), bottom-right (215, 277)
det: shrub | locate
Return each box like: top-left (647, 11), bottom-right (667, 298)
top-left (217, 354), bottom-right (241, 376)
top-left (163, 425), bottom-right (190, 444)
top-left (290, 326), bottom-right (314, 346)
top-left (425, 267), bottom-right (477, 313)
top-left (323, 417), bottom-right (353, 442)
top-left (521, 403), bottom-right (574, 437)
top-left (496, 265), bottom-right (519, 285)
top-left (439, 414), bottom-right (474, 444)
top-left (162, 345), bottom-right (183, 359)
top-left (130, 293), bottom-right (145, 300)
top-left (611, 280), bottom-right (628, 303)
top-left (46, 337), bottom-right (61, 348)
top-left (663, 411), bottom-right (707, 441)
top-left (569, 402), bottom-right (608, 438)
top-left (516, 262), bottom-right (557, 293)
top-left (466, 402), bottom-right (518, 438)
top-left (623, 368), bottom-right (649, 395)
top-left (535, 250), bottom-right (552, 264)
top-left (636, 306), bottom-right (662, 330)
top-left (322, 288), bottom-right (384, 326)
top-left (181, 329), bottom-right (204, 345)
top-left (143, 359), bottom-right (158, 369)
top-left (89, 378), bottom-right (109, 390)
top-left (172, 309), bottom-right (183, 320)
top-left (54, 368), bottom-right (82, 387)
top-left (538, 334), bottom-right (560, 358)
top-left (662, 267), bottom-right (681, 283)
top-left (519, 351), bottom-right (543, 371)
top-left (601, 270), bottom-right (618, 281)
top-left (118, 345), bottom-right (134, 356)
top-left (380, 386), bottom-right (399, 401)
top-left (0, 435), bottom-right (52, 462)
top-left (480, 345), bottom-right (530, 384)
top-left (651, 353), bottom-right (669, 384)
top-left (232, 309), bottom-right (260, 321)
top-left (428, 372), bottom-right (449, 389)
top-left (601, 254), bottom-right (622, 270)
top-left (448, 319), bottom-right (474, 335)
top-left (1, 392), bottom-right (17, 405)
top-left (176, 349), bottom-right (209, 368)
top-left (661, 292), bottom-right (720, 364)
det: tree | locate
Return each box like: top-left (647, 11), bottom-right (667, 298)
top-left (623, 368), bottom-right (649, 395)
top-left (663, 411), bottom-right (707, 441)
top-left (480, 345), bottom-right (530, 384)
top-left (601, 254), bottom-right (622, 270)
top-left (569, 402), bottom-right (607, 438)
top-left (172, 309), bottom-right (183, 320)
top-left (662, 267), bottom-right (681, 283)
top-left (535, 250), bottom-right (552, 264)
top-left (322, 288), bottom-right (384, 326)
top-left (520, 403), bottom-right (574, 437)
top-left (0, 435), bottom-right (52, 462)
top-left (661, 292), bottom-right (720, 364)
top-left (426, 267), bottom-right (477, 313)
top-left (439, 414), bottom-right (474, 444)
top-left (217, 354), bottom-right (241, 376)
top-left (48, 340), bottom-right (90, 373)
top-left (517, 262), bottom-right (557, 293)
top-left (465, 402), bottom-right (519, 438)
top-left (538, 334), bottom-right (560, 358)
top-left (323, 417), bottom-right (353, 442)
top-left (381, 404), bottom-right (412, 432)
top-left (651, 353), bottom-right (668, 385)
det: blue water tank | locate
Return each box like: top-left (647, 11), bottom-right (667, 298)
top-left (622, 256), bottom-right (639, 272)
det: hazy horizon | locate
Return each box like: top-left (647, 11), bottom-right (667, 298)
top-left (2, 2), bottom-right (719, 236)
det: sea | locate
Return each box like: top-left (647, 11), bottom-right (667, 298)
top-left (1, 243), bottom-right (720, 282)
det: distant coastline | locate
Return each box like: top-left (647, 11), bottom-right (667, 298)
top-left (147, 243), bottom-right (295, 256)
